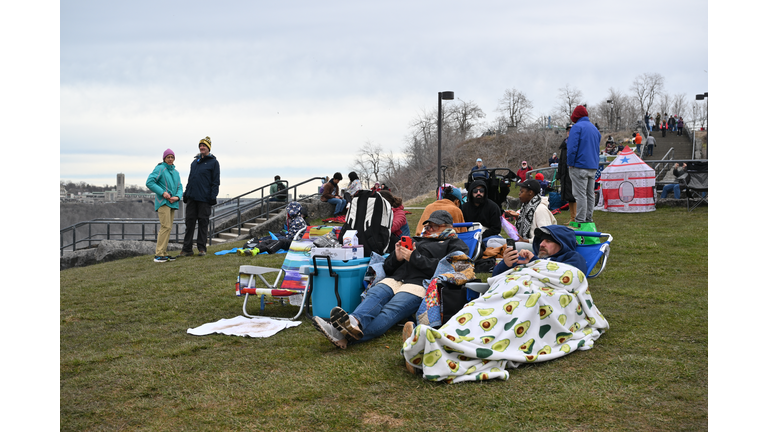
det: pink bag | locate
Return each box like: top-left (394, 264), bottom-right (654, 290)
top-left (500, 215), bottom-right (519, 241)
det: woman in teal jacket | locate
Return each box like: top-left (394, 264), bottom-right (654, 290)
top-left (146, 149), bottom-right (183, 262)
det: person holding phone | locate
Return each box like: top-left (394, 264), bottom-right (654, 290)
top-left (310, 210), bottom-right (468, 349)
top-left (492, 225), bottom-right (587, 277)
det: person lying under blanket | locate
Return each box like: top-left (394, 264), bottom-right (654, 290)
top-left (401, 225), bottom-right (609, 383)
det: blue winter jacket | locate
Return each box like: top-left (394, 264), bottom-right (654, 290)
top-left (566, 116), bottom-right (601, 170)
top-left (184, 153), bottom-right (220, 204)
top-left (146, 162), bottom-right (183, 211)
top-left (491, 225), bottom-right (588, 276)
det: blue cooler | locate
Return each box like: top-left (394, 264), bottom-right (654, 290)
top-left (301, 256), bottom-right (370, 319)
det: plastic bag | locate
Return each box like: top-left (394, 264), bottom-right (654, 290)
top-left (500, 215), bottom-right (520, 241)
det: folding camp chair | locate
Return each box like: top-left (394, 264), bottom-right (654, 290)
top-left (572, 231), bottom-right (613, 279)
top-left (234, 225), bottom-right (341, 321)
top-left (683, 171), bottom-right (708, 212)
top-left (453, 222), bottom-right (484, 261)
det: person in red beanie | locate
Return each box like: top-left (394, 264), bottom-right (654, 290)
top-left (566, 105), bottom-right (601, 223)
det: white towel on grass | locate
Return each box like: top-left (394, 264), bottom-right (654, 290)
top-left (187, 316), bottom-right (301, 338)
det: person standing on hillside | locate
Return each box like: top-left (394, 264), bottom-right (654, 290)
top-left (567, 105), bottom-right (601, 223)
top-left (146, 149), bottom-right (183, 263)
top-left (471, 158), bottom-right (489, 180)
top-left (180, 136), bottom-right (220, 257)
top-left (557, 124), bottom-right (577, 222)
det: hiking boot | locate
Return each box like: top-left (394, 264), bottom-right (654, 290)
top-left (178, 251), bottom-right (192, 257)
top-left (329, 306), bottom-right (363, 340)
top-left (154, 256), bottom-right (169, 263)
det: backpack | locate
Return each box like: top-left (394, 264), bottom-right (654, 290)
top-left (339, 190), bottom-right (393, 257)
top-left (276, 181), bottom-right (288, 200)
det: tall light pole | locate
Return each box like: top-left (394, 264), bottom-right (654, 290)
top-left (437, 91), bottom-right (454, 193)
top-left (607, 99), bottom-right (615, 131)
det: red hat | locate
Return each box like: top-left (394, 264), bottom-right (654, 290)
top-left (570, 105), bottom-right (589, 123)
top-left (535, 173), bottom-right (544, 180)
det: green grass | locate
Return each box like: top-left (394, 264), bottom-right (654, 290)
top-left (61, 206), bottom-right (707, 431)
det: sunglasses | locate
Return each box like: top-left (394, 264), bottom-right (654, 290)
top-left (424, 223), bottom-right (440, 232)
top-left (472, 188), bottom-right (485, 194)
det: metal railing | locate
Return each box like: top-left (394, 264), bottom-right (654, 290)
top-left (61, 176), bottom-right (325, 255)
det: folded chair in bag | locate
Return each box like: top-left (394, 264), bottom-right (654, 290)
top-left (234, 226), bottom-right (340, 321)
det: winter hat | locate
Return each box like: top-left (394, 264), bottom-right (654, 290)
top-left (570, 105), bottom-right (589, 123)
top-left (535, 173), bottom-right (545, 180)
top-left (199, 136), bottom-right (212, 150)
top-left (163, 148), bottom-right (175, 160)
top-left (423, 209), bottom-right (454, 226)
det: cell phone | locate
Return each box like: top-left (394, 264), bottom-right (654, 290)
top-left (506, 238), bottom-right (516, 250)
top-left (400, 236), bottom-right (414, 251)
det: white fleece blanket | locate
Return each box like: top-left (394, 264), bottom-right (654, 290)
top-left (187, 316), bottom-right (301, 338)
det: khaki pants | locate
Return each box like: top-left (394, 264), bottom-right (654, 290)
top-left (156, 205), bottom-right (175, 256)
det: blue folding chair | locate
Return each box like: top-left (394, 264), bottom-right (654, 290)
top-left (453, 222), bottom-right (484, 261)
top-left (572, 231), bottom-right (612, 279)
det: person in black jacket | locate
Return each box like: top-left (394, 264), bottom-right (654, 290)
top-left (461, 179), bottom-right (502, 246)
top-left (311, 210), bottom-right (469, 349)
top-left (180, 136), bottom-right (220, 256)
top-left (557, 124), bottom-right (576, 222)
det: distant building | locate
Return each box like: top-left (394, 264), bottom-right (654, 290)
top-left (117, 173), bottom-right (125, 199)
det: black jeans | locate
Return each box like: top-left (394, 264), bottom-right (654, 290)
top-left (183, 200), bottom-right (212, 252)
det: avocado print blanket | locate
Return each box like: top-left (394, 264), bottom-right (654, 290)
top-left (401, 259), bottom-right (609, 383)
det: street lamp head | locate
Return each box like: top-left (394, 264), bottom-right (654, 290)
top-left (606, 99), bottom-right (613, 103)
top-left (440, 91), bottom-right (455, 100)
top-left (696, 94), bottom-right (705, 100)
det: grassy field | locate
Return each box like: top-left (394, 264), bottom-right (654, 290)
top-left (61, 202), bottom-right (708, 431)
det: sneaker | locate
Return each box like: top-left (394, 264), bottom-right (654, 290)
top-left (154, 256), bottom-right (169, 263)
top-left (198, 251), bottom-right (207, 256)
top-left (311, 316), bottom-right (348, 349)
top-left (329, 306), bottom-right (363, 340)
top-left (166, 255), bottom-right (176, 262)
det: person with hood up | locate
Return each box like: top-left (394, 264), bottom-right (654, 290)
top-left (416, 186), bottom-right (466, 235)
top-left (567, 105), bottom-right (601, 223)
top-left (491, 225), bottom-right (587, 277)
top-left (461, 179), bottom-right (502, 246)
top-left (180, 136), bottom-right (220, 257)
top-left (146, 148), bottom-right (183, 263)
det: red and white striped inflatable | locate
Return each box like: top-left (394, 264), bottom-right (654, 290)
top-left (597, 146), bottom-right (656, 213)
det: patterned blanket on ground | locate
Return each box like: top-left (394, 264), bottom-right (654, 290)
top-left (402, 259), bottom-right (609, 383)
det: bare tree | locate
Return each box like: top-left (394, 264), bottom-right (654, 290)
top-left (495, 88), bottom-right (534, 130)
top-left (670, 93), bottom-right (689, 119)
top-left (555, 84), bottom-right (584, 120)
top-left (445, 99), bottom-right (485, 138)
top-left (351, 141), bottom-right (386, 187)
top-left (629, 72), bottom-right (665, 115)
top-left (656, 92), bottom-right (671, 118)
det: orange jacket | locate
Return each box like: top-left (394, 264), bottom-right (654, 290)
top-left (634, 134), bottom-right (642, 145)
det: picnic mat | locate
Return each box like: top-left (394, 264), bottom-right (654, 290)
top-left (187, 316), bottom-right (301, 338)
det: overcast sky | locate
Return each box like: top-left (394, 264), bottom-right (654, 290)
top-left (59, 0), bottom-right (708, 198)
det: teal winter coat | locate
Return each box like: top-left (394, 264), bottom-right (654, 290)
top-left (146, 162), bottom-right (183, 211)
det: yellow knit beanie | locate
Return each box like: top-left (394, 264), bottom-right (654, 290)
top-left (199, 136), bottom-right (211, 150)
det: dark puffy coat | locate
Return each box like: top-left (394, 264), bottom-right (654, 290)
top-left (383, 235), bottom-right (469, 286)
top-left (557, 139), bottom-right (574, 203)
top-left (492, 225), bottom-right (587, 276)
top-left (461, 179), bottom-right (502, 238)
top-left (184, 153), bottom-right (220, 204)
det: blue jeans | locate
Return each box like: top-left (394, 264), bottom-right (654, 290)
top-left (327, 198), bottom-right (347, 215)
top-left (661, 184), bottom-right (681, 199)
top-left (350, 281), bottom-right (422, 342)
